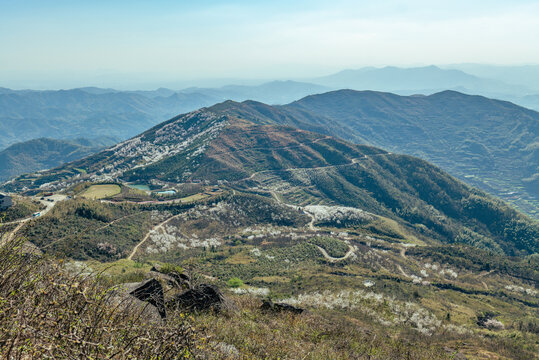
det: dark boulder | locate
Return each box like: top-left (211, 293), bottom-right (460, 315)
top-left (168, 284), bottom-right (226, 312)
top-left (128, 278), bottom-right (167, 319)
top-left (172, 272), bottom-right (191, 289)
top-left (261, 299), bottom-right (304, 314)
top-left (148, 271), bottom-right (180, 288)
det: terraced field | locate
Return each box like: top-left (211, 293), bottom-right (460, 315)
top-left (81, 184), bottom-right (121, 199)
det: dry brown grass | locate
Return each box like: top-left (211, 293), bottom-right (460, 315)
top-left (193, 296), bottom-right (455, 360)
top-left (0, 236), bottom-right (195, 359)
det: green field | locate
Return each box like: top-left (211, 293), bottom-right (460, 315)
top-left (80, 184), bottom-right (121, 199)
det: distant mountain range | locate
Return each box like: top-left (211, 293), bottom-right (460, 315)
top-left (312, 65), bottom-right (517, 93)
top-left (0, 81), bottom-right (328, 149)
top-left (0, 88), bottom-right (216, 149)
top-left (445, 64), bottom-right (539, 92)
top-left (2, 65), bottom-right (539, 151)
top-left (5, 102), bottom-right (536, 256)
top-left (4, 66), bottom-right (539, 149)
top-left (0, 137), bottom-right (118, 181)
top-left (1, 65), bottom-right (538, 217)
top-left (311, 66), bottom-right (539, 109)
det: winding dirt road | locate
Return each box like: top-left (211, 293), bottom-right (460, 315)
top-left (1, 195), bottom-right (66, 245)
top-left (240, 152), bottom-right (393, 183)
top-left (315, 244), bottom-right (355, 262)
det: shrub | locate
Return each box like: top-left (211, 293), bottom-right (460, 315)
top-left (160, 262), bottom-right (183, 274)
top-left (227, 277), bottom-right (244, 288)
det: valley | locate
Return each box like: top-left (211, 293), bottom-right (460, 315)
top-left (2, 180), bottom-right (537, 358)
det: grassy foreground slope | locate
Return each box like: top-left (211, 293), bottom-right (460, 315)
top-left (5, 190), bottom-right (538, 359)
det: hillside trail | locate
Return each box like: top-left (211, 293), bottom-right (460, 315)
top-left (400, 247), bottom-right (407, 258)
top-left (269, 191), bottom-right (357, 261)
top-left (243, 152), bottom-right (394, 183)
top-left (307, 214), bottom-right (316, 231)
top-left (396, 264), bottom-right (409, 277)
top-left (475, 270), bottom-right (494, 290)
top-left (211, 135), bottom-right (333, 158)
top-left (127, 213), bottom-right (184, 260)
top-left (2, 222), bottom-right (25, 244)
top-left (315, 244), bottom-right (355, 262)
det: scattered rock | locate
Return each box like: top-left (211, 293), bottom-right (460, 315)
top-left (128, 278), bottom-right (167, 319)
top-left (169, 284), bottom-right (226, 312)
top-left (169, 271), bottom-right (191, 289)
top-left (148, 271), bottom-right (180, 288)
top-left (111, 281), bottom-right (165, 323)
top-left (261, 299), bottom-right (304, 314)
top-left (117, 294), bottom-right (165, 324)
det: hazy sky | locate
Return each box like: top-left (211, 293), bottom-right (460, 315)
top-left (2, 0), bottom-right (539, 89)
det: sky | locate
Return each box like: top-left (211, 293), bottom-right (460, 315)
top-left (1, 0), bottom-right (539, 89)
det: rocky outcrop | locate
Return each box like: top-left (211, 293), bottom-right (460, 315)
top-left (168, 284), bottom-right (226, 312)
top-left (112, 280), bottom-right (166, 323)
top-left (128, 278), bottom-right (167, 319)
top-left (120, 267), bottom-right (226, 319)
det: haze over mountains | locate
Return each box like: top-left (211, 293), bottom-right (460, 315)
top-left (0, 81), bottom-right (329, 149)
top-left (2, 65), bottom-right (539, 150)
top-left (313, 66), bottom-right (525, 95)
top-left (446, 64), bottom-right (539, 92)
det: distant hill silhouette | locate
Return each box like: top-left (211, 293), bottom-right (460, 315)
top-left (0, 137), bottom-right (117, 181)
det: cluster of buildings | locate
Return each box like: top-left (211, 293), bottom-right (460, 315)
top-left (0, 192), bottom-right (13, 210)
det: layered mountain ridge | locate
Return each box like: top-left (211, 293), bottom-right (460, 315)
top-left (4, 103), bottom-right (537, 257)
top-left (213, 90), bottom-right (539, 217)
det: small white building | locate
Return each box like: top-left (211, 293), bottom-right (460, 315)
top-left (0, 192), bottom-right (13, 210)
